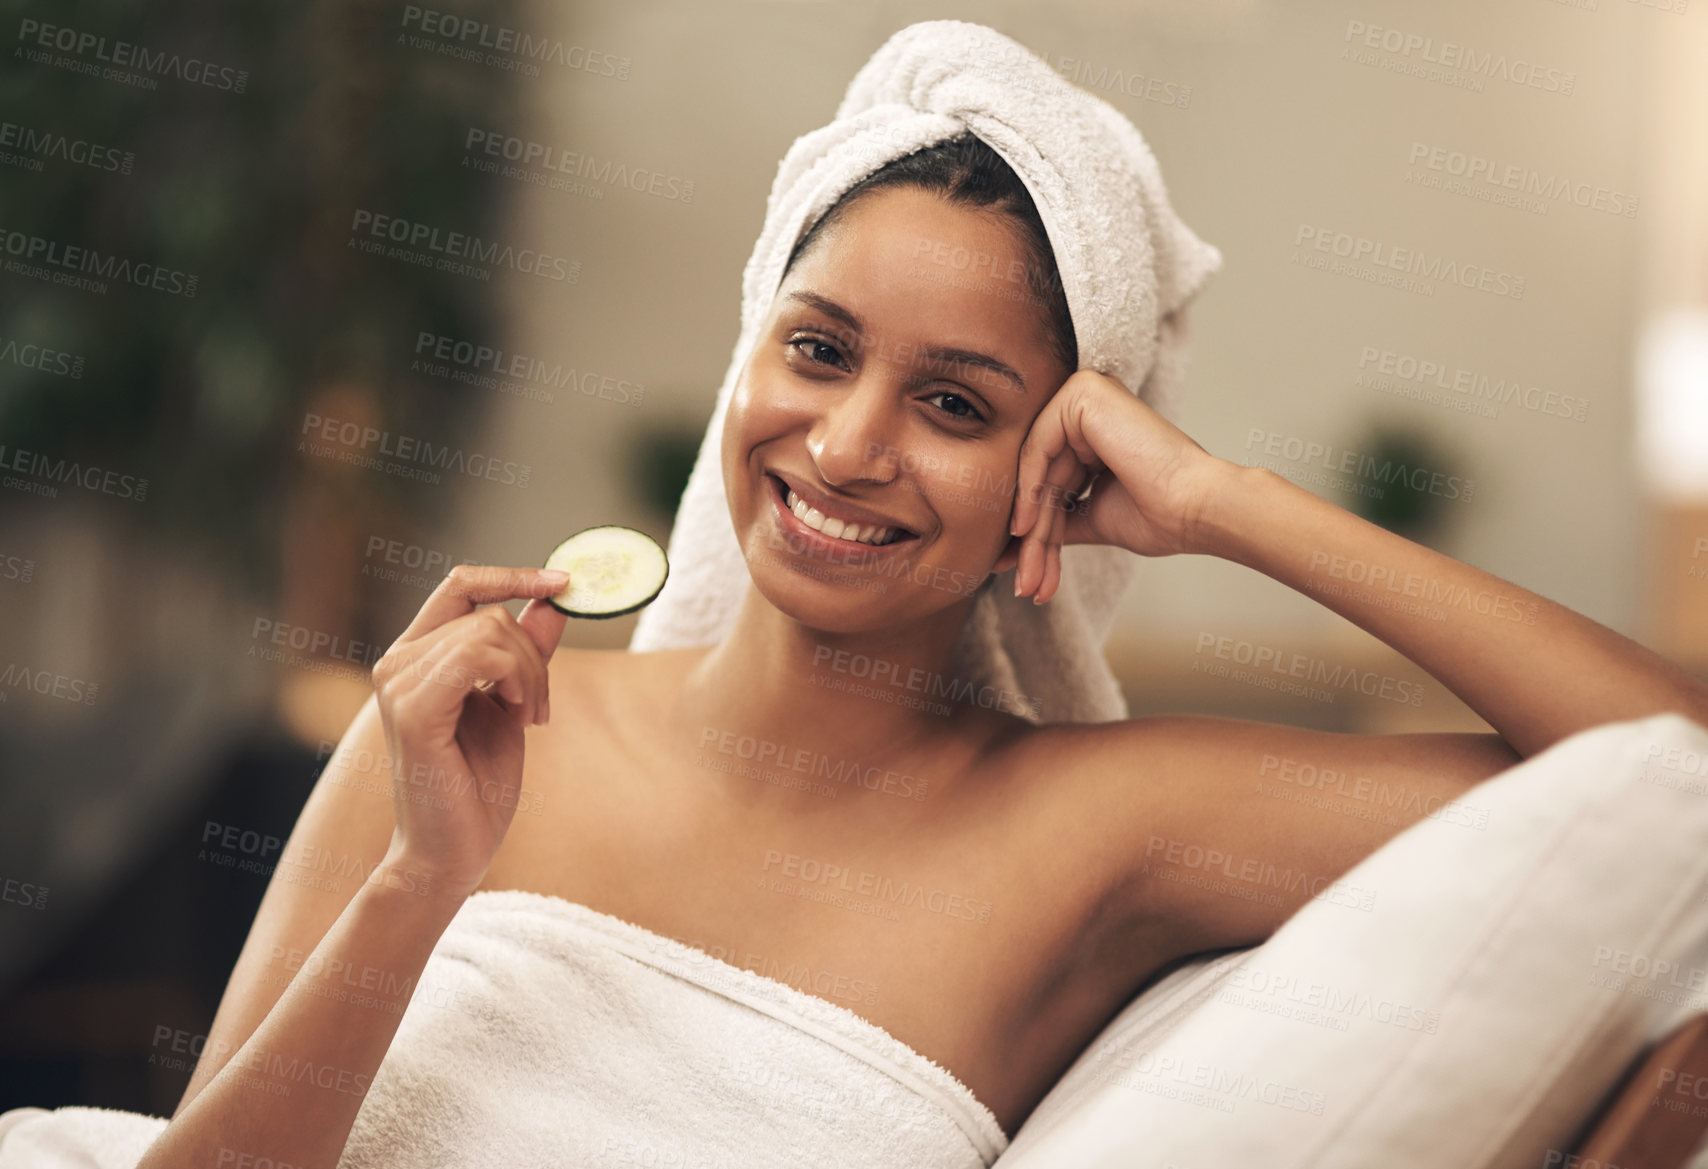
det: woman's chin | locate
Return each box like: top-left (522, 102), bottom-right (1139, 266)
top-left (743, 548), bottom-right (897, 630)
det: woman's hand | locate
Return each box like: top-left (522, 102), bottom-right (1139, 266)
top-left (370, 565), bottom-right (569, 898)
top-left (1002, 370), bottom-right (1229, 605)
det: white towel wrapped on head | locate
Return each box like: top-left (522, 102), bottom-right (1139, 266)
top-left (628, 18), bottom-right (1223, 725)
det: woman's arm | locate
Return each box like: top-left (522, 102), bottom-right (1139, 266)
top-left (141, 566), bottom-right (569, 1167)
top-left (139, 863), bottom-right (464, 1168)
top-left (1009, 372), bottom-right (1708, 955)
top-left (1188, 460), bottom-right (1708, 757)
top-left (1006, 370), bottom-right (1708, 757)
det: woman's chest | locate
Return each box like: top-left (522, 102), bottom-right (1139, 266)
top-left (477, 665), bottom-right (1156, 1135)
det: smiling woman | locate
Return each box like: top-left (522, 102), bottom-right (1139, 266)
top-left (721, 170), bottom-right (1085, 631)
top-left (22, 16), bottom-right (1708, 1169)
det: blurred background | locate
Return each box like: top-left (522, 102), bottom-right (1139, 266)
top-left (2, 0), bottom-right (1706, 1116)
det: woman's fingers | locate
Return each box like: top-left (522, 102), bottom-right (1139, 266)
top-left (515, 600), bottom-right (567, 723)
top-left (383, 606), bottom-right (551, 727)
top-left (1038, 524), bottom-right (1065, 606)
top-left (420, 638), bottom-right (535, 728)
top-left (400, 565), bottom-right (570, 643)
top-left (1011, 416), bottom-right (1064, 540)
top-left (1018, 446), bottom-right (1097, 601)
top-left (1010, 376), bottom-right (1105, 608)
top-left (474, 606), bottom-right (549, 726)
top-left (516, 598), bottom-right (568, 666)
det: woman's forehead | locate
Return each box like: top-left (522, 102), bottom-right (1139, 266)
top-left (777, 187), bottom-right (1059, 378)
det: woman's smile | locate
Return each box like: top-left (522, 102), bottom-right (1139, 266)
top-left (764, 470), bottom-right (923, 565)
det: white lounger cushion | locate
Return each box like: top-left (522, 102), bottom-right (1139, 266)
top-left (994, 712), bottom-right (1708, 1169)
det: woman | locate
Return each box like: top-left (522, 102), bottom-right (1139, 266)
top-left (141, 36), bottom-right (1708, 1169)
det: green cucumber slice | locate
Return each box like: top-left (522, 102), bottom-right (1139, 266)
top-left (542, 526), bottom-right (669, 619)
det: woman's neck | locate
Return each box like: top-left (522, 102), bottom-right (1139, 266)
top-left (669, 582), bottom-right (985, 814)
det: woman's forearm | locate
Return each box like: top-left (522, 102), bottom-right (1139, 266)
top-left (139, 856), bottom-right (466, 1169)
top-left (1190, 460), bottom-right (1708, 756)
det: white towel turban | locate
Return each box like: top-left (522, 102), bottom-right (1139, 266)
top-left (629, 18), bottom-right (1222, 725)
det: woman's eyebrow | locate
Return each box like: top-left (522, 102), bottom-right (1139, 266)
top-left (781, 290), bottom-right (1027, 395)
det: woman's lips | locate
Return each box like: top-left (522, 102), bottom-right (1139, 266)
top-left (764, 473), bottom-right (917, 564)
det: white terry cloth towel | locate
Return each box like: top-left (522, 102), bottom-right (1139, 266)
top-left (333, 890), bottom-right (1008, 1168)
top-left (627, 18), bottom-right (1223, 726)
top-left (0, 890), bottom-right (1007, 1168)
top-left (0, 1106), bottom-right (167, 1168)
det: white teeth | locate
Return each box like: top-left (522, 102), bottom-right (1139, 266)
top-left (784, 487), bottom-right (897, 546)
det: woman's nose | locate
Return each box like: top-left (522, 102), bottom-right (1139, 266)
top-left (806, 373), bottom-right (901, 485)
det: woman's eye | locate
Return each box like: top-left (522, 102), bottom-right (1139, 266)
top-left (925, 390), bottom-right (986, 423)
top-left (789, 338), bottom-right (848, 370)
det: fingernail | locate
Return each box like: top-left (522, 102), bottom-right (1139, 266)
top-left (542, 697), bottom-right (551, 723)
top-left (540, 570), bottom-right (570, 589)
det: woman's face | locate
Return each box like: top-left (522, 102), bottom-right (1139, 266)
top-left (722, 184), bottom-right (1073, 633)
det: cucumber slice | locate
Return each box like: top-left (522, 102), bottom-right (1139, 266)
top-left (542, 526), bottom-right (669, 619)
